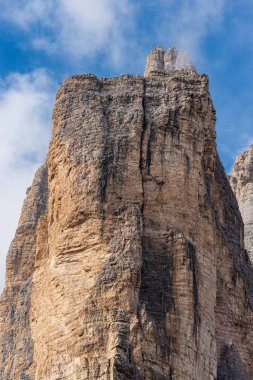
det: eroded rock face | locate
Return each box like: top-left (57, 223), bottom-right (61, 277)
top-left (1, 51), bottom-right (253, 379)
top-left (230, 144), bottom-right (253, 264)
top-left (0, 163), bottom-right (48, 380)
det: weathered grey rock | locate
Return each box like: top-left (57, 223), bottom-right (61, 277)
top-left (0, 163), bottom-right (48, 380)
top-left (230, 144), bottom-right (253, 263)
top-left (144, 46), bottom-right (195, 77)
top-left (0, 49), bottom-right (253, 379)
top-left (164, 46), bottom-right (178, 71)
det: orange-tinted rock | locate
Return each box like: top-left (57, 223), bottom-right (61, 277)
top-left (0, 163), bottom-right (47, 379)
top-left (1, 52), bottom-right (253, 380)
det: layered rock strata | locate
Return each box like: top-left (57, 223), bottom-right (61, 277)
top-left (0, 164), bottom-right (48, 379)
top-left (1, 50), bottom-right (253, 380)
top-left (230, 144), bottom-right (253, 263)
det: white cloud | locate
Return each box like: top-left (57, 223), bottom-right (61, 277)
top-left (0, 0), bottom-right (227, 71)
top-left (1, 0), bottom-right (46, 27)
top-left (1, 0), bottom-right (135, 67)
top-left (0, 70), bottom-right (56, 293)
top-left (153, 0), bottom-right (225, 62)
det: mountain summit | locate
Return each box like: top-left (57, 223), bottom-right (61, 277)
top-left (144, 46), bottom-right (195, 76)
top-left (1, 48), bottom-right (253, 380)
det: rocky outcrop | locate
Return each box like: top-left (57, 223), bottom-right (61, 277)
top-left (144, 46), bottom-right (195, 77)
top-left (1, 49), bottom-right (253, 379)
top-left (0, 163), bottom-right (48, 380)
top-left (230, 144), bottom-right (253, 264)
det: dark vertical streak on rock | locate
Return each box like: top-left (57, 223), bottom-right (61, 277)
top-left (98, 87), bottom-right (114, 236)
top-left (146, 127), bottom-right (155, 176)
top-left (185, 155), bottom-right (190, 176)
top-left (185, 241), bottom-right (199, 338)
top-left (170, 109), bottom-right (179, 130)
top-left (99, 88), bottom-right (112, 206)
top-left (139, 238), bottom-right (174, 322)
top-left (169, 107), bottom-right (181, 150)
top-left (139, 78), bottom-right (146, 215)
top-left (139, 236), bottom-right (174, 364)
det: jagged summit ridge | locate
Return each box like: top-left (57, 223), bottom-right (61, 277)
top-left (144, 46), bottom-right (195, 77)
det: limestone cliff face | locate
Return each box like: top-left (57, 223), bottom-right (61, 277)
top-left (0, 163), bottom-right (48, 379)
top-left (230, 144), bottom-right (253, 264)
top-left (1, 49), bottom-right (253, 380)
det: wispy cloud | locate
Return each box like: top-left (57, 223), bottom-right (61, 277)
top-left (1, 0), bottom-right (135, 67)
top-left (152, 0), bottom-right (225, 62)
top-left (1, 0), bottom-right (50, 28)
top-left (0, 70), bottom-right (56, 292)
top-left (0, 0), bottom-right (228, 71)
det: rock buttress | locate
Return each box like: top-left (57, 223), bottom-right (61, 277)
top-left (1, 70), bottom-right (253, 379)
top-left (0, 163), bottom-right (48, 380)
top-left (230, 144), bottom-right (253, 264)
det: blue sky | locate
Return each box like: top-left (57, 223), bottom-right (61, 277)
top-left (1, 0), bottom-right (253, 292)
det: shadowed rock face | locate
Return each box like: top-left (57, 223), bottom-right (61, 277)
top-left (1, 51), bottom-right (253, 379)
top-left (230, 144), bottom-right (253, 264)
top-left (217, 344), bottom-right (251, 380)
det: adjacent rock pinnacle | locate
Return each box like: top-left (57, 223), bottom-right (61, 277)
top-left (230, 144), bottom-right (253, 263)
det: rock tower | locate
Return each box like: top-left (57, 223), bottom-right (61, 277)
top-left (230, 144), bottom-right (253, 263)
top-left (144, 46), bottom-right (195, 77)
top-left (1, 48), bottom-right (253, 380)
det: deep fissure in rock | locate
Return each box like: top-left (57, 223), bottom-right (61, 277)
top-left (185, 240), bottom-right (199, 337)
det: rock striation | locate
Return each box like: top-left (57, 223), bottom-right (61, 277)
top-left (0, 164), bottom-right (48, 379)
top-left (1, 48), bottom-right (253, 380)
top-left (230, 144), bottom-right (253, 263)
